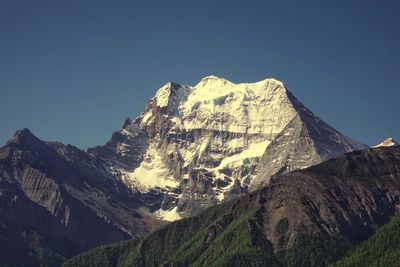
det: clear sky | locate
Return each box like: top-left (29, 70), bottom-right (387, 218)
top-left (1, 0), bottom-right (399, 148)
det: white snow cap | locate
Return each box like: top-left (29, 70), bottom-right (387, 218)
top-left (373, 137), bottom-right (399, 148)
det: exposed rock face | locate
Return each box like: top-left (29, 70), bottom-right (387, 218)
top-left (250, 98), bottom-right (366, 190)
top-left (261, 146), bottom-right (400, 252)
top-left (64, 146), bottom-right (400, 267)
top-left (0, 129), bottom-right (161, 265)
top-left (88, 118), bottom-right (148, 170)
top-left (94, 76), bottom-right (365, 219)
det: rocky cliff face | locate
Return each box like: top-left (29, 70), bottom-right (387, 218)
top-left (93, 76), bottom-right (365, 219)
top-left (250, 97), bottom-right (366, 190)
top-left (0, 129), bottom-right (161, 266)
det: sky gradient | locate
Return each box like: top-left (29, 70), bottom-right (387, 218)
top-left (1, 0), bottom-right (399, 148)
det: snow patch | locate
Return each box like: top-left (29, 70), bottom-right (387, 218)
top-left (154, 82), bottom-right (173, 107)
top-left (154, 207), bottom-right (182, 221)
top-left (216, 140), bottom-right (270, 170)
top-left (125, 145), bottom-right (179, 191)
top-left (373, 137), bottom-right (399, 148)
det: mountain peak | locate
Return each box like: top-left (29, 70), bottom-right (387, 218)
top-left (196, 75), bottom-right (233, 87)
top-left (153, 81), bottom-right (188, 109)
top-left (373, 137), bottom-right (399, 148)
top-left (258, 77), bottom-right (284, 85)
top-left (195, 75), bottom-right (285, 88)
top-left (122, 117), bottom-right (133, 128)
top-left (153, 77), bottom-right (287, 109)
top-left (4, 128), bottom-right (48, 151)
top-left (9, 128), bottom-right (36, 143)
top-left (117, 76), bottom-right (364, 219)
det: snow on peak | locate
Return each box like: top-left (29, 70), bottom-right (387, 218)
top-left (133, 75), bottom-right (299, 204)
top-left (109, 76), bottom-right (364, 221)
top-left (373, 137), bottom-right (399, 148)
top-left (195, 75), bottom-right (285, 88)
top-left (179, 76), bottom-right (291, 134)
top-left (142, 76), bottom-right (293, 135)
top-left (153, 83), bottom-right (171, 107)
top-left (258, 77), bottom-right (284, 86)
top-left (195, 75), bottom-right (233, 87)
top-left (154, 82), bottom-right (183, 108)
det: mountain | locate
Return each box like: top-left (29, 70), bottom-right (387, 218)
top-left (90, 76), bottom-right (365, 219)
top-left (0, 129), bottom-right (162, 266)
top-left (0, 76), bottom-right (368, 266)
top-left (63, 146), bottom-right (400, 267)
top-left (373, 137), bottom-right (399, 148)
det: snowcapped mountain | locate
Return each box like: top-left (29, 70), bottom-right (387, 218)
top-left (373, 137), bottom-right (399, 148)
top-left (90, 76), bottom-right (366, 219)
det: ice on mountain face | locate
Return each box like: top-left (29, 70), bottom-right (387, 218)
top-left (123, 145), bottom-right (180, 192)
top-left (103, 75), bottom-right (364, 220)
top-left (373, 137), bottom-right (399, 148)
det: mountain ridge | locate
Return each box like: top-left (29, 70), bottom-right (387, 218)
top-left (0, 129), bottom-right (163, 266)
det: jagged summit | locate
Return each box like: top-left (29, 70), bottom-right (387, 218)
top-left (92, 76), bottom-right (365, 220)
top-left (152, 76), bottom-right (287, 113)
top-left (144, 75), bottom-right (292, 136)
top-left (12, 128), bottom-right (34, 138)
top-left (374, 137), bottom-right (399, 148)
top-left (6, 128), bottom-right (41, 147)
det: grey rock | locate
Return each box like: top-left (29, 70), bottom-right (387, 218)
top-left (0, 129), bottom-right (162, 264)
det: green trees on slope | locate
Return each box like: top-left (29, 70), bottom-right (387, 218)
top-left (63, 198), bottom-right (282, 267)
top-left (63, 202), bottom-right (400, 267)
top-left (331, 213), bottom-right (400, 267)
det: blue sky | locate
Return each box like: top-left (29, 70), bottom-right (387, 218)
top-left (1, 0), bottom-right (399, 148)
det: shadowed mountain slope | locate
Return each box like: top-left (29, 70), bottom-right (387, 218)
top-left (0, 129), bottom-right (162, 266)
top-left (63, 146), bottom-right (400, 267)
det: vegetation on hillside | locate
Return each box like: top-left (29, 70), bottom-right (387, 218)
top-left (331, 212), bottom-right (400, 267)
top-left (62, 198), bottom-right (400, 267)
top-left (63, 195), bottom-right (351, 267)
top-left (63, 196), bottom-right (283, 267)
top-left (63, 147), bottom-right (400, 267)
